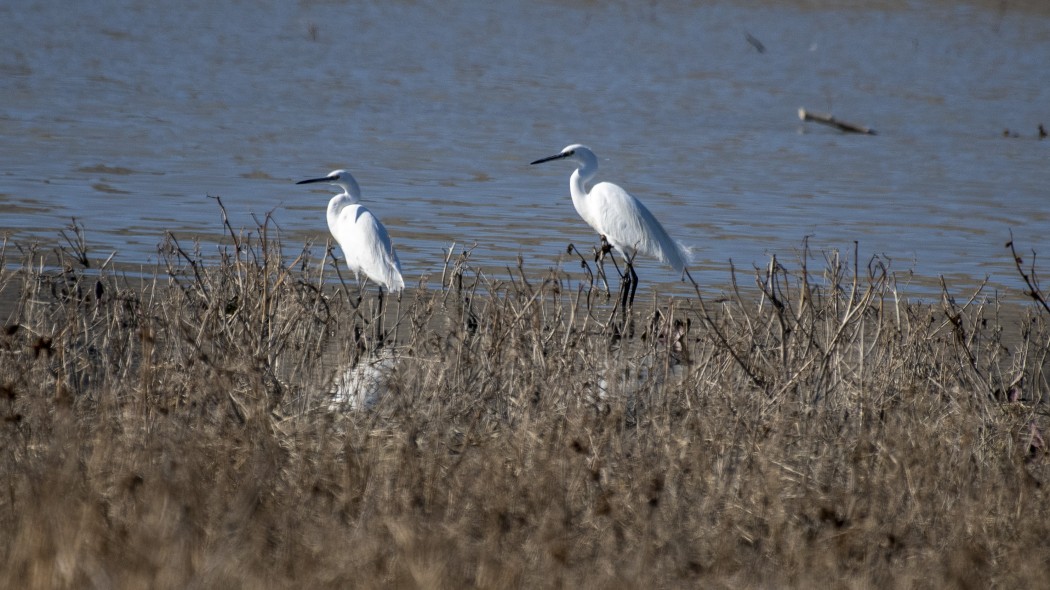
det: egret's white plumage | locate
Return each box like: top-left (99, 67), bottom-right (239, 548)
top-left (296, 169), bottom-right (405, 293)
top-left (530, 144), bottom-right (689, 274)
top-left (330, 350), bottom-right (398, 411)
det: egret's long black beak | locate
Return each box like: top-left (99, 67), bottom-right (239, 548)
top-left (296, 175), bottom-right (333, 185)
top-left (530, 152), bottom-right (570, 166)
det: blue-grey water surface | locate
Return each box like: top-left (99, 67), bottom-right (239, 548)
top-left (2, 0), bottom-right (1049, 298)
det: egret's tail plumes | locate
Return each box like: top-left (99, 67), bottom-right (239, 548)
top-left (644, 238), bottom-right (689, 276)
top-left (665, 241), bottom-right (692, 275)
top-left (370, 262), bottom-right (405, 293)
top-left (620, 227), bottom-right (689, 275)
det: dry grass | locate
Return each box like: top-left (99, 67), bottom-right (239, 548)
top-left (1, 216), bottom-right (1048, 589)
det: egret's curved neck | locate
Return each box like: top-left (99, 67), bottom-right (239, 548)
top-left (326, 178), bottom-right (362, 231)
top-left (569, 155), bottom-right (598, 209)
top-left (569, 168), bottom-right (589, 209)
top-left (335, 178), bottom-right (362, 204)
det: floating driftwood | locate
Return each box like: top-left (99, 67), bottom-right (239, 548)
top-left (798, 108), bottom-right (876, 135)
top-left (745, 32), bottom-right (766, 53)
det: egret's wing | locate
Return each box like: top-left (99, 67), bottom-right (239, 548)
top-left (331, 205), bottom-right (405, 292)
top-left (589, 181), bottom-right (688, 273)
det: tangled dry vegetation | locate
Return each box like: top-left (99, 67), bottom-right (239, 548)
top-left (1, 216), bottom-right (1048, 589)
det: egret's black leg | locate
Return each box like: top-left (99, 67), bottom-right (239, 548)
top-left (375, 286), bottom-right (386, 350)
top-left (619, 264), bottom-right (631, 312)
top-left (627, 262), bottom-right (639, 308)
top-left (619, 260), bottom-right (639, 313)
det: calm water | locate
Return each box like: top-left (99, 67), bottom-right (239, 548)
top-left (2, 0), bottom-right (1049, 298)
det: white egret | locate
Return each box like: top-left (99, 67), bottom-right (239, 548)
top-left (530, 144), bottom-right (689, 308)
top-left (296, 169), bottom-right (405, 296)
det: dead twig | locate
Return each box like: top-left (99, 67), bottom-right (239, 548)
top-left (798, 107), bottom-right (877, 135)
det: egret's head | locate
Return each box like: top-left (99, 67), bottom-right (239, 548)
top-left (296, 169), bottom-right (361, 199)
top-left (530, 144), bottom-right (595, 167)
top-left (296, 169), bottom-right (345, 185)
top-left (560, 144), bottom-right (588, 157)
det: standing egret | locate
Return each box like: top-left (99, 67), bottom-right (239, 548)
top-left (296, 169), bottom-right (405, 300)
top-left (530, 144), bottom-right (688, 308)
